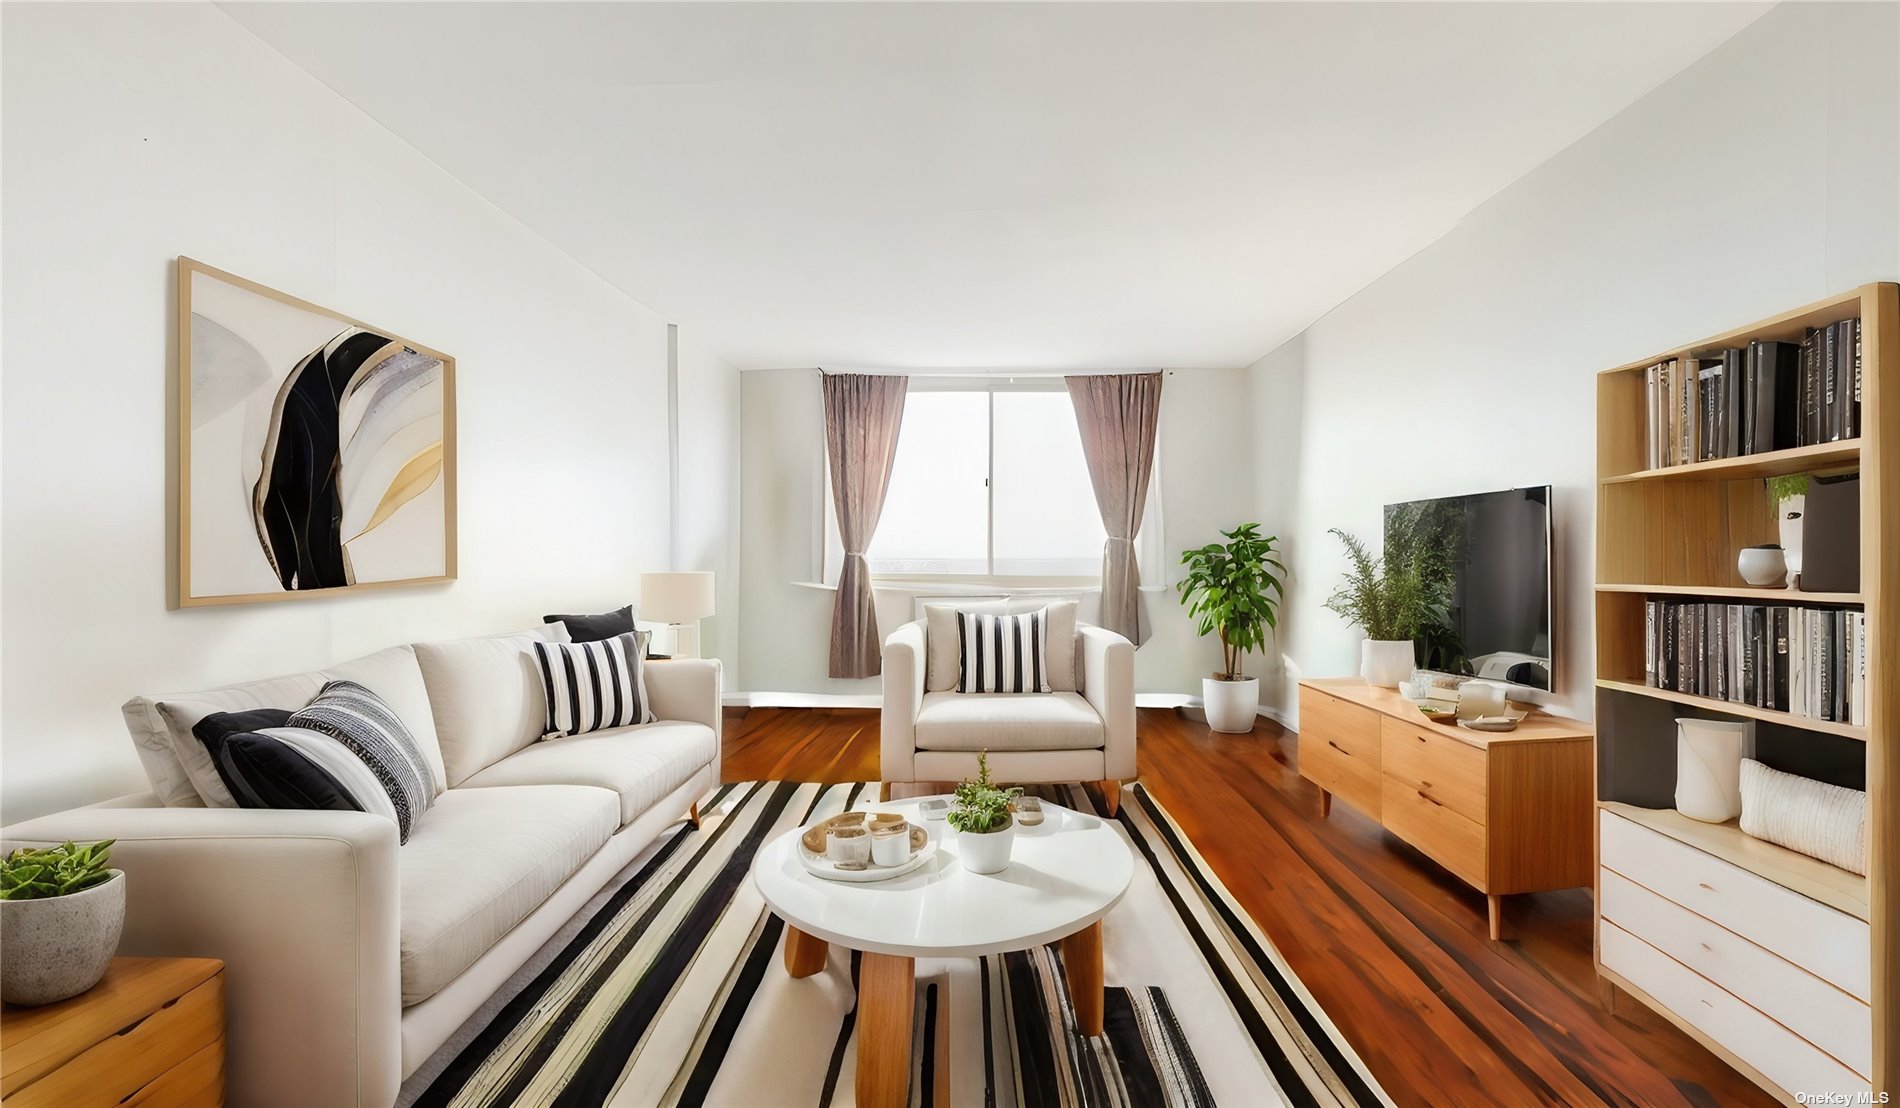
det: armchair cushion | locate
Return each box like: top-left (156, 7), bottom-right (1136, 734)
top-left (913, 691), bottom-right (1105, 752)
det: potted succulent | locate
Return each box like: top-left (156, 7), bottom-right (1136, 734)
top-left (1177, 524), bottom-right (1285, 733)
top-left (1323, 527), bottom-right (1451, 687)
top-left (1, 840), bottom-right (124, 1006)
top-left (947, 752), bottom-right (1021, 874)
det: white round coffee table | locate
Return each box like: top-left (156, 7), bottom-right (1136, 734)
top-left (751, 796), bottom-right (1134, 1108)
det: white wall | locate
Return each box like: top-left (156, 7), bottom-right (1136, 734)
top-left (675, 329), bottom-right (743, 672)
top-left (1249, 1), bottom-right (1900, 725)
top-left (734, 367), bottom-right (1256, 697)
top-left (1, 3), bottom-right (682, 820)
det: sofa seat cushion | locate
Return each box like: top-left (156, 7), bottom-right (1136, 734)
top-left (457, 721), bottom-right (717, 826)
top-left (397, 784), bottom-right (618, 1005)
top-left (913, 691), bottom-right (1105, 752)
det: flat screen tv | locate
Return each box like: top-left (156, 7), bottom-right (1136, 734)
top-left (1383, 486), bottom-right (1553, 690)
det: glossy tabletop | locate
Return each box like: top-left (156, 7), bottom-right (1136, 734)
top-left (751, 797), bottom-right (1135, 958)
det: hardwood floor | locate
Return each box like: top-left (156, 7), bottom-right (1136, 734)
top-left (722, 705), bottom-right (1775, 1108)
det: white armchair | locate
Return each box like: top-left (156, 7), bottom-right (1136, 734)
top-left (880, 616), bottom-right (1136, 814)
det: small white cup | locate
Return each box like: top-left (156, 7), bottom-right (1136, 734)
top-left (827, 825), bottom-right (870, 867)
top-left (870, 822), bottom-right (912, 867)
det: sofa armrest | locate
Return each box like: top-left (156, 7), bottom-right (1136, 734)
top-left (1078, 624), bottom-right (1137, 779)
top-left (646, 657), bottom-right (723, 746)
top-left (880, 620), bottom-right (927, 782)
top-left (2, 805), bottom-right (401, 1107)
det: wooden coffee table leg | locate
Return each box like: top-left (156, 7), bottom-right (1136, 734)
top-left (856, 952), bottom-right (915, 1108)
top-left (1061, 921), bottom-right (1105, 1037)
top-left (783, 924), bottom-right (828, 978)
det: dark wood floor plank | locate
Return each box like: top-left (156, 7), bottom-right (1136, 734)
top-left (721, 704), bottom-right (1775, 1108)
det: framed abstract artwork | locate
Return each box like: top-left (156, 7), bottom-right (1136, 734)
top-left (177, 258), bottom-right (456, 606)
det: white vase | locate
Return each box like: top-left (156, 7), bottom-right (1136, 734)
top-left (1, 870), bottom-right (125, 1006)
top-left (1675, 719), bottom-right (1748, 823)
top-left (1202, 676), bottom-right (1260, 733)
top-left (956, 819), bottom-right (1016, 874)
top-left (1360, 639), bottom-right (1415, 687)
top-left (1778, 493), bottom-right (1805, 586)
top-left (1737, 545), bottom-right (1787, 588)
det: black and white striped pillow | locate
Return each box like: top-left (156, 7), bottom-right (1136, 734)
top-left (533, 630), bottom-right (656, 738)
top-left (281, 679), bottom-right (437, 843)
top-left (956, 608), bottom-right (1052, 694)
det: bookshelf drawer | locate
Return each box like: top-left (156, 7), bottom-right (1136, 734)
top-left (1600, 868), bottom-right (1869, 1078)
top-left (1381, 774), bottom-right (1485, 888)
top-left (1600, 811), bottom-right (1868, 1000)
top-left (1298, 690), bottom-right (1381, 817)
top-left (1379, 718), bottom-right (1486, 824)
top-left (1601, 921), bottom-right (1865, 1101)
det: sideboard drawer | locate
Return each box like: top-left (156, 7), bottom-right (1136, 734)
top-left (1599, 810), bottom-right (1869, 1000)
top-left (1601, 921), bottom-right (1866, 1101)
top-left (1381, 774), bottom-right (1486, 888)
top-left (1298, 690), bottom-right (1381, 817)
top-left (1380, 717), bottom-right (1486, 824)
top-left (1600, 868), bottom-right (1870, 1078)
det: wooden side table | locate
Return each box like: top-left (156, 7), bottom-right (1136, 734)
top-left (1, 957), bottom-right (225, 1106)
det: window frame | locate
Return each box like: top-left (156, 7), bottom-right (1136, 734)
top-left (818, 375), bottom-right (1164, 588)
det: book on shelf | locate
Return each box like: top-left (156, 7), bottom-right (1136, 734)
top-left (1640, 320), bottom-right (1860, 467)
top-left (1642, 598), bottom-right (1864, 724)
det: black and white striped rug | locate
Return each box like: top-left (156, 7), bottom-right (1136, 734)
top-left (404, 782), bottom-right (1390, 1108)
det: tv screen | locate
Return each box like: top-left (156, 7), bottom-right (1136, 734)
top-left (1383, 486), bottom-right (1553, 690)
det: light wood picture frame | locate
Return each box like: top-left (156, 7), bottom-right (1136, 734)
top-left (176, 257), bottom-right (457, 607)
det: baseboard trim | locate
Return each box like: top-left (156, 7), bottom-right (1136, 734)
top-left (727, 691), bottom-right (1206, 710)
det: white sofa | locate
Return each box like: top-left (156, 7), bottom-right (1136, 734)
top-left (879, 612), bottom-right (1136, 813)
top-left (0, 627), bottom-right (721, 1108)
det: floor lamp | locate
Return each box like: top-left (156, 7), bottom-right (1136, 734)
top-left (640, 572), bottom-right (715, 659)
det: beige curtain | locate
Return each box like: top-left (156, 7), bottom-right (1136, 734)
top-left (823, 372), bottom-right (910, 678)
top-left (1065, 373), bottom-right (1163, 646)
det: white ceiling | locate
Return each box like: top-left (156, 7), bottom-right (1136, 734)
top-left (221, 2), bottom-right (1768, 371)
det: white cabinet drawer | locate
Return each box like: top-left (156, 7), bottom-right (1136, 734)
top-left (1600, 869), bottom-right (1870, 1079)
top-left (1601, 922), bottom-right (1866, 1101)
top-left (1599, 811), bottom-right (1869, 1000)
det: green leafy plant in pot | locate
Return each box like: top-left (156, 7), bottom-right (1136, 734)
top-left (1323, 527), bottom-right (1452, 687)
top-left (1177, 524), bottom-right (1285, 733)
top-left (948, 752), bottom-right (1022, 874)
top-left (1, 840), bottom-right (125, 1006)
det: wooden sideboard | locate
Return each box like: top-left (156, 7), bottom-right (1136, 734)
top-left (1297, 678), bottom-right (1594, 939)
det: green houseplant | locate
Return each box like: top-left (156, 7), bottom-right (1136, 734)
top-left (1177, 524), bottom-right (1285, 732)
top-left (948, 752), bottom-right (1021, 874)
top-left (1323, 527), bottom-right (1452, 687)
top-left (1, 841), bottom-right (126, 1006)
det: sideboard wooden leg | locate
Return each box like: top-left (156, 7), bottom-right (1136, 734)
top-left (1318, 789), bottom-right (1332, 818)
top-left (1487, 894), bottom-right (1505, 941)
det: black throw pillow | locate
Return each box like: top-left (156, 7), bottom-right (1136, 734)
top-left (218, 732), bottom-right (364, 814)
top-left (543, 604), bottom-right (636, 643)
top-left (193, 708), bottom-right (293, 799)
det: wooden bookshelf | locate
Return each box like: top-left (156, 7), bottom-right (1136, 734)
top-left (1594, 283), bottom-right (1896, 1101)
top-left (1595, 678), bottom-right (1868, 741)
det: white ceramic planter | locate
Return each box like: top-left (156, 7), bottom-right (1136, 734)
top-left (956, 820), bottom-right (1016, 874)
top-left (1360, 639), bottom-right (1415, 687)
top-left (1202, 676), bottom-right (1260, 733)
top-left (1, 870), bottom-right (125, 1006)
top-left (1737, 544), bottom-right (1788, 588)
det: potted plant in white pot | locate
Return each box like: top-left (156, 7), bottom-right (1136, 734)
top-left (1324, 527), bottom-right (1449, 687)
top-left (948, 752), bottom-right (1021, 874)
top-left (1178, 523), bottom-right (1285, 733)
top-left (1, 840), bottom-right (124, 1006)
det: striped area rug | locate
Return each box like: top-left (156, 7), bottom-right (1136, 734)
top-left (405, 782), bottom-right (1390, 1108)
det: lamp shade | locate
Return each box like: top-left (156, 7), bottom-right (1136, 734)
top-left (640, 571), bottom-right (715, 623)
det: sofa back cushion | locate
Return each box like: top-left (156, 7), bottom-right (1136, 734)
top-left (126, 642), bottom-right (446, 809)
top-left (414, 624), bottom-right (571, 787)
top-left (924, 599), bottom-right (1077, 692)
